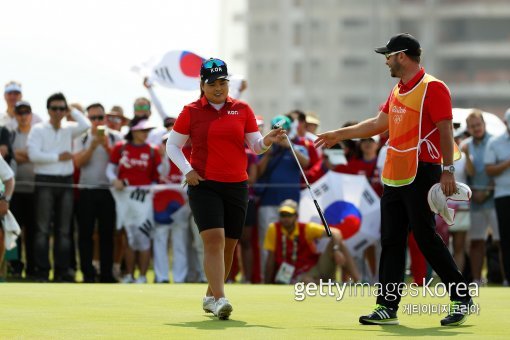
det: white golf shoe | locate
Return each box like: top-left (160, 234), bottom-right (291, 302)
top-left (215, 297), bottom-right (233, 320)
top-left (203, 296), bottom-right (215, 313)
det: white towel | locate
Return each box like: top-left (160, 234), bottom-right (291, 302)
top-left (3, 211), bottom-right (21, 250)
top-left (427, 182), bottom-right (472, 225)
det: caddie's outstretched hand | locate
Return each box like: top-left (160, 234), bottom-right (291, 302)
top-left (315, 130), bottom-right (342, 149)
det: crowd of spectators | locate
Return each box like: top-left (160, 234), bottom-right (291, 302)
top-left (0, 79), bottom-right (508, 287)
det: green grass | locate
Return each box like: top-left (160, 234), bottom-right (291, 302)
top-left (0, 283), bottom-right (505, 339)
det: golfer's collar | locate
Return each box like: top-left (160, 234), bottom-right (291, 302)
top-left (199, 96), bottom-right (233, 109)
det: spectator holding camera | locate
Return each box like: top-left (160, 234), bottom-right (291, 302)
top-left (73, 103), bottom-right (122, 283)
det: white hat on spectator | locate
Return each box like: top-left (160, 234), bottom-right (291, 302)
top-left (130, 119), bottom-right (156, 131)
top-left (305, 112), bottom-right (320, 126)
top-left (427, 182), bottom-right (472, 225)
top-left (5, 81), bottom-right (22, 94)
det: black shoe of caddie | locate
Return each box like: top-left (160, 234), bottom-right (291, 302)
top-left (440, 299), bottom-right (473, 326)
top-left (359, 304), bottom-right (399, 325)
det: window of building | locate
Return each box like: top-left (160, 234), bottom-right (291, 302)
top-left (342, 18), bottom-right (368, 28)
top-left (294, 23), bottom-right (303, 46)
top-left (343, 97), bottom-right (368, 108)
top-left (310, 98), bottom-right (321, 111)
top-left (399, 20), bottom-right (419, 38)
top-left (343, 58), bottom-right (367, 68)
top-left (293, 61), bottom-right (303, 85)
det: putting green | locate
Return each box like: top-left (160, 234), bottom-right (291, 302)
top-left (0, 283), bottom-right (503, 339)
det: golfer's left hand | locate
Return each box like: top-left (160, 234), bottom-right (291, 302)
top-left (186, 170), bottom-right (204, 186)
top-left (263, 128), bottom-right (285, 146)
top-left (440, 172), bottom-right (457, 197)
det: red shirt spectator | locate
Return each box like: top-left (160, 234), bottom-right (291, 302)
top-left (110, 142), bottom-right (161, 185)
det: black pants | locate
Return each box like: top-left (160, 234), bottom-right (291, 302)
top-left (376, 163), bottom-right (469, 309)
top-left (76, 189), bottom-right (116, 282)
top-left (33, 175), bottom-right (74, 280)
top-left (10, 191), bottom-right (37, 276)
top-left (495, 196), bottom-right (510, 282)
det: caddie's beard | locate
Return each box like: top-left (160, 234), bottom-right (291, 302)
top-left (390, 61), bottom-right (404, 78)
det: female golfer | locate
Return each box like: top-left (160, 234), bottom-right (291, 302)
top-left (166, 58), bottom-right (283, 320)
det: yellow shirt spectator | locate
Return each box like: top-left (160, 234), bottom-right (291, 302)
top-left (264, 221), bottom-right (325, 252)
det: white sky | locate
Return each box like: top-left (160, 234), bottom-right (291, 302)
top-left (0, 0), bottom-right (221, 122)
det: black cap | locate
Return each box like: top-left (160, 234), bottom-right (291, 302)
top-left (375, 33), bottom-right (421, 56)
top-left (14, 100), bottom-right (31, 113)
top-left (200, 58), bottom-right (229, 84)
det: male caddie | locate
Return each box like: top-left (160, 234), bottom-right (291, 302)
top-left (315, 33), bottom-right (472, 326)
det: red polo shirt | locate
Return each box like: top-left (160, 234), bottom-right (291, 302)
top-left (173, 96), bottom-right (259, 182)
top-left (382, 68), bottom-right (452, 163)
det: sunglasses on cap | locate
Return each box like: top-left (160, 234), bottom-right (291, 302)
top-left (134, 104), bottom-right (150, 111)
top-left (89, 115), bottom-right (104, 121)
top-left (49, 106), bottom-right (67, 112)
top-left (384, 49), bottom-right (408, 60)
top-left (202, 58), bottom-right (226, 69)
top-left (107, 116), bottom-right (122, 124)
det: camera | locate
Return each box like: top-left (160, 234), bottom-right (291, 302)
top-left (97, 126), bottom-right (105, 137)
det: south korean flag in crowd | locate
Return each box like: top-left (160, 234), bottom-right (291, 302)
top-left (110, 187), bottom-right (155, 251)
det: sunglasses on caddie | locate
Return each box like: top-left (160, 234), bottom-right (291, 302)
top-left (384, 49), bottom-right (408, 60)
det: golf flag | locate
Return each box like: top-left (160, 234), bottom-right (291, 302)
top-left (149, 50), bottom-right (205, 90)
top-left (299, 172), bottom-right (381, 257)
